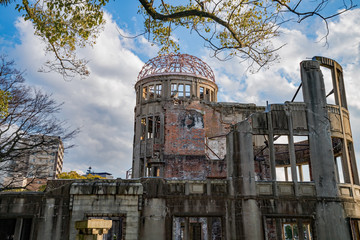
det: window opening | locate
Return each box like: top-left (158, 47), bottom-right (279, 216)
top-left (148, 116), bottom-right (153, 139)
top-left (154, 116), bottom-right (161, 139)
top-left (266, 218), bottom-right (312, 240)
top-left (205, 89), bottom-right (210, 101)
top-left (142, 86), bottom-right (148, 100)
top-left (178, 84), bottom-right (184, 98)
top-left (350, 219), bottom-right (360, 240)
top-left (282, 222), bottom-right (312, 240)
top-left (171, 83), bottom-right (178, 97)
top-left (153, 166), bottom-right (160, 177)
top-left (141, 118), bottom-right (146, 140)
top-left (200, 87), bottom-right (204, 100)
top-left (274, 136), bottom-right (291, 181)
top-left (332, 138), bottom-right (348, 183)
top-left (335, 156), bottom-right (345, 183)
top-left (320, 66), bottom-right (336, 105)
top-left (173, 217), bottom-right (222, 240)
top-left (253, 135), bottom-right (271, 181)
top-left (185, 85), bottom-right (191, 98)
top-left (283, 223), bottom-right (299, 240)
top-left (148, 85), bottom-right (154, 99)
top-left (146, 166), bottom-right (151, 177)
top-left (156, 84), bottom-right (162, 98)
top-left (294, 136), bottom-right (311, 182)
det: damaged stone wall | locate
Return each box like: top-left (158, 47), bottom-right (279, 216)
top-left (162, 100), bottom-right (263, 180)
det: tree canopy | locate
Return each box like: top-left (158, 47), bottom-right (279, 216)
top-left (0, 0), bottom-right (356, 80)
top-left (57, 171), bottom-right (106, 179)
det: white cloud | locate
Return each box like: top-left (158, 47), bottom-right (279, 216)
top-left (8, 13), bottom-right (148, 178)
top-left (202, 8), bottom-right (360, 167)
top-left (3, 8), bottom-right (360, 178)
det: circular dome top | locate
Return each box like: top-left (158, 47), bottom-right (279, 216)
top-left (137, 53), bottom-right (215, 82)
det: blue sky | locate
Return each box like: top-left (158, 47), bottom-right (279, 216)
top-left (0, 2), bottom-right (360, 178)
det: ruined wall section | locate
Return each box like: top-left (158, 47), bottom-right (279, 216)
top-left (163, 100), bottom-right (264, 180)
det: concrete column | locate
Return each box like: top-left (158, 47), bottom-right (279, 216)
top-left (301, 60), bottom-right (351, 239)
top-left (300, 60), bottom-right (337, 197)
top-left (228, 120), bottom-right (263, 240)
top-left (267, 111), bottom-right (278, 197)
top-left (141, 198), bottom-right (166, 240)
top-left (285, 103), bottom-right (299, 196)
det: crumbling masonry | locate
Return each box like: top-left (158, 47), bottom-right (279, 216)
top-left (1, 54), bottom-right (360, 240)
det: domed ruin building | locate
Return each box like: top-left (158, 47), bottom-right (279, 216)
top-left (1, 54), bottom-right (360, 240)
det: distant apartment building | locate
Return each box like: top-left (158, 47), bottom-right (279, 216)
top-left (85, 167), bottom-right (113, 179)
top-left (0, 135), bottom-right (64, 189)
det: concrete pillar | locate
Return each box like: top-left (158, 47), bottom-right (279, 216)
top-left (75, 219), bottom-right (112, 240)
top-left (300, 60), bottom-right (337, 197)
top-left (228, 120), bottom-right (263, 240)
top-left (141, 198), bottom-right (166, 240)
top-left (301, 60), bottom-right (351, 239)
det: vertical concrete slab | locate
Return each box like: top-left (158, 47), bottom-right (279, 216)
top-left (140, 198), bottom-right (166, 240)
top-left (301, 60), bottom-right (351, 239)
top-left (300, 60), bottom-right (337, 198)
top-left (229, 120), bottom-right (263, 240)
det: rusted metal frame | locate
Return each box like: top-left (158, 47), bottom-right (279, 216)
top-left (204, 142), bottom-right (222, 160)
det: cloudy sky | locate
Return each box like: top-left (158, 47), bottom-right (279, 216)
top-left (0, 2), bottom-right (359, 178)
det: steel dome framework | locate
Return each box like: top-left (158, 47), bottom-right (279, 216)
top-left (137, 53), bottom-right (215, 82)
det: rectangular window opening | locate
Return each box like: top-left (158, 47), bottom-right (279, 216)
top-left (178, 84), bottom-right (184, 98)
top-left (141, 118), bottom-right (146, 140)
top-left (335, 156), bottom-right (345, 183)
top-left (155, 84), bottom-right (162, 98)
top-left (185, 85), bottom-right (191, 98)
top-left (148, 116), bottom-right (153, 139)
top-left (294, 136), bottom-right (312, 182)
top-left (200, 87), bottom-right (204, 100)
top-left (333, 137), bottom-right (348, 183)
top-left (320, 66), bottom-right (336, 105)
top-left (154, 116), bottom-right (161, 139)
top-left (148, 85), bottom-right (154, 99)
top-left (205, 88), bottom-right (210, 101)
top-left (350, 219), bottom-right (360, 240)
top-left (274, 135), bottom-right (290, 181)
top-left (142, 86), bottom-right (148, 100)
top-left (171, 83), bottom-right (178, 97)
top-left (173, 216), bottom-right (221, 240)
top-left (253, 135), bottom-right (271, 181)
top-left (153, 166), bottom-right (160, 177)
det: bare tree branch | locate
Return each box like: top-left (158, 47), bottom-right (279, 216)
top-left (0, 55), bottom-right (79, 191)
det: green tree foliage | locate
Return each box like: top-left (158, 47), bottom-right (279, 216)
top-left (57, 171), bottom-right (106, 179)
top-left (4, 0), bottom-right (109, 79)
top-left (0, 90), bottom-right (11, 118)
top-left (0, 0), bottom-right (356, 77)
top-left (139, 0), bottom-right (356, 69)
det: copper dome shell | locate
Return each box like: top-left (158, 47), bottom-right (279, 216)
top-left (137, 53), bottom-right (215, 82)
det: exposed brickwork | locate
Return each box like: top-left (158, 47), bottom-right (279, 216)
top-left (164, 155), bottom-right (226, 179)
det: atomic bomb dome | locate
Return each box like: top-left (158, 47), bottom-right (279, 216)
top-left (137, 53), bottom-right (215, 82)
